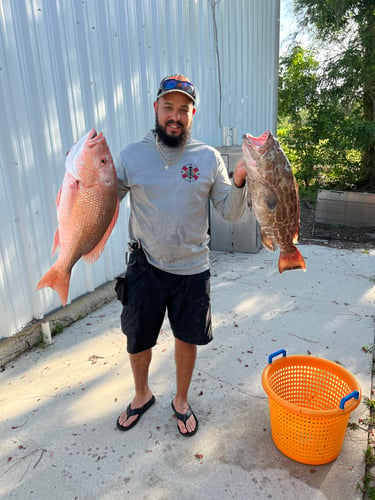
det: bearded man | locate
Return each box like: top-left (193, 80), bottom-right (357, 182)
top-left (115, 74), bottom-right (247, 437)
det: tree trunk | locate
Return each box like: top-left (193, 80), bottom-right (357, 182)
top-left (360, 4), bottom-right (375, 191)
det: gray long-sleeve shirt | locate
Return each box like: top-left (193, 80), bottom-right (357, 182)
top-left (116, 130), bottom-right (246, 274)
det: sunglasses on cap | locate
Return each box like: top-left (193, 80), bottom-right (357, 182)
top-left (157, 77), bottom-right (196, 102)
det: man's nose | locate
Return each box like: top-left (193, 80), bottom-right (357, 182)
top-left (171, 110), bottom-right (181, 121)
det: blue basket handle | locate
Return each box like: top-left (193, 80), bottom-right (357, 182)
top-left (340, 391), bottom-right (360, 410)
top-left (268, 349), bottom-right (287, 364)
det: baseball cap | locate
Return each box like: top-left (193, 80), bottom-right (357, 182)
top-left (157, 74), bottom-right (196, 104)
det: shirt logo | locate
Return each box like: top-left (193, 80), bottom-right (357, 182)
top-left (181, 164), bottom-right (200, 182)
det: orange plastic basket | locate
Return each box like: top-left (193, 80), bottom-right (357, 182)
top-left (262, 349), bottom-right (361, 465)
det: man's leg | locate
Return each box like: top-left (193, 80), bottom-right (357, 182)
top-left (117, 348), bottom-right (153, 428)
top-left (172, 338), bottom-right (197, 434)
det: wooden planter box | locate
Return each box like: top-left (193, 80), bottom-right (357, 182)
top-left (314, 189), bottom-right (375, 228)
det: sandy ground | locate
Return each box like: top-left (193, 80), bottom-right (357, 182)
top-left (0, 245), bottom-right (374, 499)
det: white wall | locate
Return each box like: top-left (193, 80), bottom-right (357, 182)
top-left (0, 0), bottom-right (280, 338)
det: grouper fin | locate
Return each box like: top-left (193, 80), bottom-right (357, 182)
top-left (264, 188), bottom-right (277, 210)
top-left (36, 264), bottom-right (71, 306)
top-left (82, 198), bottom-right (120, 264)
top-left (246, 183), bottom-right (252, 209)
top-left (278, 246), bottom-right (306, 274)
top-left (292, 228), bottom-right (300, 244)
top-left (260, 228), bottom-right (277, 252)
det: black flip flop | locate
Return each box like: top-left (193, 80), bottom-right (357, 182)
top-left (116, 395), bottom-right (155, 431)
top-left (171, 400), bottom-right (199, 437)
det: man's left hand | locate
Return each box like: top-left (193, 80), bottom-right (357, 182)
top-left (233, 158), bottom-right (247, 188)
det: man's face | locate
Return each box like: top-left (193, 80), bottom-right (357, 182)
top-left (154, 92), bottom-right (196, 148)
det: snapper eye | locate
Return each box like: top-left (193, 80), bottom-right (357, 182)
top-left (100, 159), bottom-right (106, 164)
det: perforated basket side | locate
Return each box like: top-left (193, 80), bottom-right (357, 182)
top-left (262, 354), bottom-right (361, 464)
top-left (262, 355), bottom-right (361, 418)
top-left (268, 396), bottom-right (351, 464)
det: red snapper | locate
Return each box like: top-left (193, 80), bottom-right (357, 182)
top-left (37, 129), bottom-right (119, 305)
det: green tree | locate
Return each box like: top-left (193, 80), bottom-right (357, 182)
top-left (278, 45), bottom-right (321, 190)
top-left (294, 0), bottom-right (375, 190)
top-left (278, 43), bottom-right (362, 190)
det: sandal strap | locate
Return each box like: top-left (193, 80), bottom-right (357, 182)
top-left (126, 403), bottom-right (142, 418)
top-left (172, 404), bottom-right (193, 423)
top-left (126, 395), bottom-right (155, 418)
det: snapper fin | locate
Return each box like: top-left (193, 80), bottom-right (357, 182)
top-left (55, 187), bottom-right (62, 207)
top-left (53, 174), bottom-right (79, 255)
top-left (64, 175), bottom-right (80, 219)
top-left (51, 228), bottom-right (60, 256)
top-left (52, 188), bottom-right (62, 255)
top-left (82, 198), bottom-right (120, 264)
top-left (36, 264), bottom-right (71, 306)
top-left (278, 246), bottom-right (306, 273)
top-left (57, 172), bottom-right (79, 216)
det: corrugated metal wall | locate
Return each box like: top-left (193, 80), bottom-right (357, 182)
top-left (0, 0), bottom-right (280, 338)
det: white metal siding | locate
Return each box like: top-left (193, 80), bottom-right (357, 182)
top-left (0, 0), bottom-right (280, 338)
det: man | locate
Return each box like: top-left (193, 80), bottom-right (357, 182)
top-left (116, 74), bottom-right (247, 436)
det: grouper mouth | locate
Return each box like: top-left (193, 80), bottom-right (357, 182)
top-left (243, 131), bottom-right (270, 148)
top-left (243, 131), bottom-right (274, 158)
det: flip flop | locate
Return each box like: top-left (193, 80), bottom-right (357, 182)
top-left (116, 395), bottom-right (155, 431)
top-left (171, 400), bottom-right (199, 437)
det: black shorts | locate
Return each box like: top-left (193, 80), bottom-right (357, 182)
top-left (120, 248), bottom-right (212, 354)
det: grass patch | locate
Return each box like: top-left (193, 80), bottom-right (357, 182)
top-left (355, 398), bottom-right (375, 497)
top-left (52, 322), bottom-right (64, 335)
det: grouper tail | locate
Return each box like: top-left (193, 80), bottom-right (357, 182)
top-left (278, 246), bottom-right (306, 274)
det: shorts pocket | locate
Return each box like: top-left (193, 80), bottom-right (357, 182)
top-left (115, 275), bottom-right (127, 305)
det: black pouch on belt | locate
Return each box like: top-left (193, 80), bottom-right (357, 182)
top-left (127, 240), bottom-right (148, 267)
top-left (115, 275), bottom-right (127, 305)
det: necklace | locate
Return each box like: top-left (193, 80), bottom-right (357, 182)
top-left (156, 136), bottom-right (185, 170)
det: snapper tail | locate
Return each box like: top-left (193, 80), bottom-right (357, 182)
top-left (278, 246), bottom-right (306, 274)
top-left (36, 264), bottom-right (71, 306)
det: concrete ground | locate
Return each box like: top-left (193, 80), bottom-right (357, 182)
top-left (0, 245), bottom-right (374, 500)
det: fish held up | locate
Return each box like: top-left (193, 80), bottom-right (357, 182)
top-left (242, 130), bottom-right (306, 273)
top-left (37, 129), bottom-right (119, 305)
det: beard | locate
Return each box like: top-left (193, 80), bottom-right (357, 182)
top-left (154, 115), bottom-right (190, 148)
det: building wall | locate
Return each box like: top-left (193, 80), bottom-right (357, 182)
top-left (0, 0), bottom-right (280, 338)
